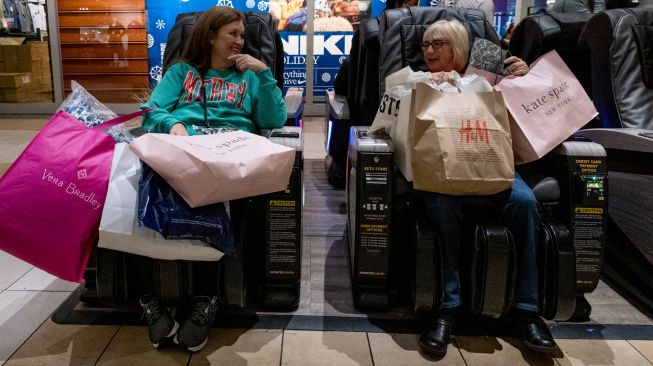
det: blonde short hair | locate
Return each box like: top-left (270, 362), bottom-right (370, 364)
top-left (423, 19), bottom-right (469, 72)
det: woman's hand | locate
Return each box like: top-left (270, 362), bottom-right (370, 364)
top-left (170, 123), bottom-right (188, 136)
top-left (504, 56), bottom-right (530, 76)
top-left (430, 71), bottom-right (459, 85)
top-left (228, 54), bottom-right (267, 73)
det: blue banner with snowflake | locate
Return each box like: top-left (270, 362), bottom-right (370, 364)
top-left (144, 1), bottom-right (373, 98)
top-left (145, 0), bottom-right (268, 85)
top-left (280, 31), bottom-right (353, 97)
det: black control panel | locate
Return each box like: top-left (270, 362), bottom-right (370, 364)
top-left (574, 174), bottom-right (607, 206)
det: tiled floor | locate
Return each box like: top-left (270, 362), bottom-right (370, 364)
top-left (1, 115), bottom-right (653, 365)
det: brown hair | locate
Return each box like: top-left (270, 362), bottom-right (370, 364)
top-left (181, 6), bottom-right (243, 74)
top-left (423, 19), bottom-right (469, 72)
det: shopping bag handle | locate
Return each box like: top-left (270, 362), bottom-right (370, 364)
top-left (92, 108), bottom-right (155, 130)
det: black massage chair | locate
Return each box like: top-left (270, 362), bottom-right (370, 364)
top-left (81, 11), bottom-right (304, 312)
top-left (334, 7), bottom-right (607, 322)
top-left (572, 7), bottom-right (653, 313)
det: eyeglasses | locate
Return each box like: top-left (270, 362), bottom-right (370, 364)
top-left (420, 40), bottom-right (449, 51)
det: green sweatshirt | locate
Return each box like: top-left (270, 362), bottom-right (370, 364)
top-left (141, 62), bottom-right (286, 135)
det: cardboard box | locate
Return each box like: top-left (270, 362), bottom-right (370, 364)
top-left (4, 61), bottom-right (17, 72)
top-left (0, 37), bottom-right (25, 46)
top-left (34, 90), bottom-right (52, 102)
top-left (34, 75), bottom-right (52, 92)
top-left (3, 46), bottom-right (18, 63)
top-left (18, 42), bottom-right (49, 61)
top-left (17, 60), bottom-right (50, 76)
top-left (0, 72), bottom-right (32, 88)
top-left (0, 85), bottom-right (34, 102)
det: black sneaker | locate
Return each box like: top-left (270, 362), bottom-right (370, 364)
top-left (140, 297), bottom-right (179, 348)
top-left (175, 296), bottom-right (219, 352)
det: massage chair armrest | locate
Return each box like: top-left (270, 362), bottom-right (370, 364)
top-left (574, 128), bottom-right (653, 154)
top-left (531, 177), bottom-right (561, 205)
top-left (326, 89), bottom-right (351, 120)
top-left (268, 126), bottom-right (304, 153)
top-left (285, 87), bottom-right (304, 126)
top-left (520, 139), bottom-right (607, 215)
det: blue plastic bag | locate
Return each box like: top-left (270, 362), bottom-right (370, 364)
top-left (138, 164), bottom-right (236, 255)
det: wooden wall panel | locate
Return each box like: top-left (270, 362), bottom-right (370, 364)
top-left (64, 88), bottom-right (148, 103)
top-left (57, 0), bottom-right (148, 103)
top-left (64, 75), bottom-right (150, 89)
top-left (60, 43), bottom-right (148, 58)
top-left (58, 13), bottom-right (146, 28)
top-left (57, 0), bottom-right (145, 11)
top-left (62, 59), bottom-right (148, 73)
top-left (59, 27), bottom-right (147, 43)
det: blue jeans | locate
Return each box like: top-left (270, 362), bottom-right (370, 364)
top-left (424, 173), bottom-right (540, 312)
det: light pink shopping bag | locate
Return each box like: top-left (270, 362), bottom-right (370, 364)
top-left (0, 109), bottom-right (149, 282)
top-left (494, 50), bottom-right (598, 164)
top-left (129, 131), bottom-right (295, 207)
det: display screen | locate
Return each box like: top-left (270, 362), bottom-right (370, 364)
top-left (586, 182), bottom-right (603, 189)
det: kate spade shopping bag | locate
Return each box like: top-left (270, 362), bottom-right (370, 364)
top-left (0, 109), bottom-right (149, 282)
top-left (494, 50), bottom-right (598, 164)
top-left (129, 130), bottom-right (295, 207)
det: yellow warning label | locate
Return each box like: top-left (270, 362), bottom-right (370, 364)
top-left (270, 200), bottom-right (295, 207)
top-left (575, 207), bottom-right (603, 214)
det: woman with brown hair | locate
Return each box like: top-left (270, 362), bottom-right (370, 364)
top-left (142, 6), bottom-right (286, 136)
top-left (138, 6), bottom-right (286, 352)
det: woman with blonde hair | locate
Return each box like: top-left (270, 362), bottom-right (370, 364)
top-left (416, 19), bottom-right (557, 357)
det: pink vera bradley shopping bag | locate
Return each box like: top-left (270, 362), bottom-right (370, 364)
top-left (493, 50), bottom-right (598, 164)
top-left (0, 109), bottom-right (150, 282)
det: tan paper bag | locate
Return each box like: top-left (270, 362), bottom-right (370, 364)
top-left (410, 82), bottom-right (515, 195)
top-left (389, 73), bottom-right (494, 182)
top-left (129, 130), bottom-right (295, 207)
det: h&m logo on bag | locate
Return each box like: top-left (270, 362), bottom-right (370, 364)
top-left (521, 80), bottom-right (571, 115)
top-left (459, 119), bottom-right (489, 144)
top-left (41, 169), bottom-right (102, 210)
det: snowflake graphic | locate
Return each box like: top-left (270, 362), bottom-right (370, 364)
top-left (147, 34), bottom-right (154, 48)
top-left (150, 65), bottom-right (162, 81)
top-left (217, 0), bottom-right (234, 7)
top-left (155, 19), bottom-right (165, 30)
top-left (257, 0), bottom-right (268, 10)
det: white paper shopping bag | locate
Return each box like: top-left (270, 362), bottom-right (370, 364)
top-left (99, 143), bottom-right (223, 261)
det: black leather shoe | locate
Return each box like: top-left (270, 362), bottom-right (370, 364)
top-left (419, 314), bottom-right (453, 357)
top-left (520, 314), bottom-right (558, 353)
